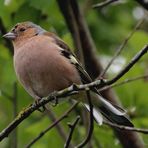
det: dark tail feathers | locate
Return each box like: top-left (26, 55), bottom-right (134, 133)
top-left (84, 94), bottom-right (134, 127)
top-left (99, 105), bottom-right (134, 127)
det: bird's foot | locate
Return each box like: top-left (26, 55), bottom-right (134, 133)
top-left (34, 97), bottom-right (46, 112)
top-left (34, 98), bottom-right (41, 105)
top-left (50, 92), bottom-right (58, 107)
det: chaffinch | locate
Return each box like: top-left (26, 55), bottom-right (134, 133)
top-left (3, 21), bottom-right (133, 126)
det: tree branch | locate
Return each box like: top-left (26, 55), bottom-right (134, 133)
top-left (76, 91), bottom-right (94, 148)
top-left (26, 102), bottom-right (78, 147)
top-left (99, 18), bottom-right (145, 78)
top-left (105, 45), bottom-right (148, 86)
top-left (45, 108), bottom-right (72, 146)
top-left (104, 121), bottom-right (148, 134)
top-left (92, 0), bottom-right (119, 9)
top-left (99, 75), bottom-right (148, 92)
top-left (64, 116), bottom-right (80, 148)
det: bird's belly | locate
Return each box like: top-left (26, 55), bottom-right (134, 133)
top-left (14, 48), bottom-right (81, 98)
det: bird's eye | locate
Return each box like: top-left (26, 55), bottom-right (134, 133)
top-left (19, 28), bottom-right (26, 32)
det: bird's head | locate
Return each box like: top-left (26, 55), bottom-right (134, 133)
top-left (3, 21), bottom-right (45, 42)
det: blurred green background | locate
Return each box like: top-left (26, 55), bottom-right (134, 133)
top-left (0, 0), bottom-right (148, 147)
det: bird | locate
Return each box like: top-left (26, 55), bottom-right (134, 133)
top-left (3, 21), bottom-right (133, 127)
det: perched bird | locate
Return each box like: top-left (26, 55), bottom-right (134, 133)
top-left (3, 21), bottom-right (133, 126)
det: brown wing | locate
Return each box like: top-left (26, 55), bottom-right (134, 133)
top-left (43, 32), bottom-right (92, 84)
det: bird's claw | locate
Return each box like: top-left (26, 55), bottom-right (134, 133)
top-left (51, 96), bottom-right (58, 107)
top-left (34, 98), bottom-right (46, 112)
top-left (50, 92), bottom-right (58, 107)
top-left (34, 98), bottom-right (41, 105)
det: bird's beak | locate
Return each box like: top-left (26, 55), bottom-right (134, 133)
top-left (3, 32), bottom-right (17, 40)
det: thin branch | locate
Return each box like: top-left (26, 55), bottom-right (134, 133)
top-left (80, 109), bottom-right (92, 147)
top-left (66, 45), bottom-right (148, 91)
top-left (26, 102), bottom-right (78, 148)
top-left (92, 0), bottom-right (119, 9)
top-left (99, 18), bottom-right (145, 78)
top-left (0, 88), bottom-right (77, 141)
top-left (64, 116), bottom-right (80, 148)
top-left (105, 45), bottom-right (148, 86)
top-left (45, 108), bottom-right (68, 144)
top-left (99, 75), bottom-right (148, 92)
top-left (76, 91), bottom-right (94, 148)
top-left (104, 121), bottom-right (148, 134)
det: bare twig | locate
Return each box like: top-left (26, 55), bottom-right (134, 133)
top-left (99, 18), bottom-right (145, 78)
top-left (92, 0), bottom-right (119, 9)
top-left (64, 116), bottom-right (80, 148)
top-left (45, 108), bottom-right (68, 144)
top-left (104, 121), bottom-right (148, 134)
top-left (26, 102), bottom-right (78, 148)
top-left (76, 91), bottom-right (94, 148)
top-left (0, 89), bottom-right (77, 141)
top-left (99, 75), bottom-right (148, 92)
top-left (62, 45), bottom-right (148, 91)
top-left (105, 45), bottom-right (148, 86)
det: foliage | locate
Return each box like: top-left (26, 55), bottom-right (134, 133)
top-left (0, 0), bottom-right (148, 147)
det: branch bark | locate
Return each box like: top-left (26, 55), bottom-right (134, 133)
top-left (92, 0), bottom-right (119, 9)
top-left (45, 108), bottom-right (72, 146)
top-left (104, 121), bottom-right (148, 134)
top-left (76, 91), bottom-right (94, 148)
top-left (26, 102), bottom-right (78, 147)
top-left (64, 116), bottom-right (80, 148)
